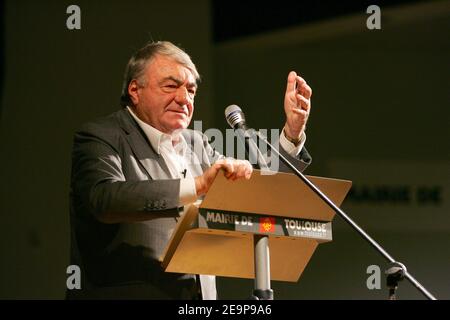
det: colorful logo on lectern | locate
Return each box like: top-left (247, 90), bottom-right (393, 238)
top-left (259, 217), bottom-right (275, 232)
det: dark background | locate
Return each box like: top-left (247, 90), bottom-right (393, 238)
top-left (0, 0), bottom-right (449, 299)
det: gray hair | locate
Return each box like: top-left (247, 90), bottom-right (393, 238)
top-left (120, 41), bottom-right (200, 107)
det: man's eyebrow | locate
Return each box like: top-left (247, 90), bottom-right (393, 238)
top-left (163, 76), bottom-right (182, 85)
top-left (163, 76), bottom-right (197, 89)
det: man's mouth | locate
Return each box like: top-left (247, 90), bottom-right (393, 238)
top-left (167, 109), bottom-right (188, 116)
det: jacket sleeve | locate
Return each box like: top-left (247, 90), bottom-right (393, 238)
top-left (71, 124), bottom-right (181, 223)
top-left (277, 143), bottom-right (312, 174)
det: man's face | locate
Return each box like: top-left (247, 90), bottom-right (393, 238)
top-left (130, 54), bottom-right (197, 134)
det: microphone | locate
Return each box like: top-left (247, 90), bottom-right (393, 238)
top-left (225, 104), bottom-right (248, 130)
top-left (224, 104), bottom-right (269, 170)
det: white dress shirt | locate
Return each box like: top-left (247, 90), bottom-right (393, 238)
top-left (127, 107), bottom-right (197, 206)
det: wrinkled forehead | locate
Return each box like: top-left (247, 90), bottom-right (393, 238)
top-left (147, 55), bottom-right (197, 86)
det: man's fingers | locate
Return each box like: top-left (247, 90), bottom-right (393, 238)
top-left (216, 158), bottom-right (235, 179)
top-left (216, 159), bottom-right (253, 181)
top-left (302, 83), bottom-right (312, 99)
top-left (291, 108), bottom-right (309, 122)
top-left (295, 76), bottom-right (306, 90)
top-left (245, 163), bottom-right (253, 179)
top-left (295, 94), bottom-right (311, 112)
top-left (228, 160), bottom-right (244, 180)
top-left (235, 161), bottom-right (248, 180)
top-left (239, 160), bottom-right (253, 180)
top-left (200, 159), bottom-right (253, 195)
top-left (223, 163), bottom-right (235, 179)
top-left (286, 71), bottom-right (297, 95)
top-left (295, 76), bottom-right (312, 99)
top-left (291, 107), bottom-right (309, 119)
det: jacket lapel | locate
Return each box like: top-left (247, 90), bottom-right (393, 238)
top-left (116, 109), bottom-right (172, 180)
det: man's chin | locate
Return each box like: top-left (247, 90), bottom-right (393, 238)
top-left (166, 121), bottom-right (189, 133)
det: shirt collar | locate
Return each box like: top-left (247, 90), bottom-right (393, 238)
top-left (126, 106), bottom-right (186, 155)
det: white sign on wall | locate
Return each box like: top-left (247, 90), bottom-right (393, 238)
top-left (328, 160), bottom-right (449, 232)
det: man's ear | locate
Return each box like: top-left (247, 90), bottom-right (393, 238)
top-left (128, 80), bottom-right (140, 105)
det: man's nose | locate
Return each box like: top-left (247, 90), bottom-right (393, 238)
top-left (175, 87), bottom-right (191, 105)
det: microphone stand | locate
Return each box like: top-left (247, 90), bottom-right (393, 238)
top-left (234, 128), bottom-right (274, 300)
top-left (250, 130), bottom-right (436, 300)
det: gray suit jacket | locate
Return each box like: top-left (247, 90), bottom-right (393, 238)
top-left (68, 108), bottom-right (311, 300)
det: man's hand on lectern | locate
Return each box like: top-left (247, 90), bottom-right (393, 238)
top-left (195, 158), bottom-right (253, 196)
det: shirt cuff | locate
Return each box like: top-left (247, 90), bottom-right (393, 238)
top-left (179, 178), bottom-right (198, 206)
top-left (279, 128), bottom-right (306, 157)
